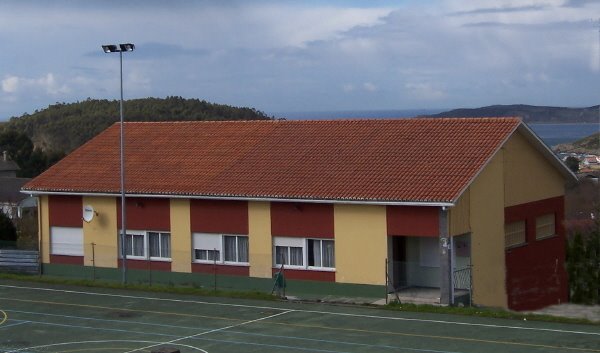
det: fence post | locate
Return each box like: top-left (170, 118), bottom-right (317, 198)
top-left (213, 248), bottom-right (217, 293)
top-left (385, 258), bottom-right (389, 305)
top-left (91, 242), bottom-right (96, 281)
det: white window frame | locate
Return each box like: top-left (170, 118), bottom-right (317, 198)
top-left (273, 237), bottom-right (335, 271)
top-left (121, 230), bottom-right (171, 261)
top-left (50, 226), bottom-right (84, 256)
top-left (307, 238), bottom-right (335, 270)
top-left (192, 233), bottom-right (249, 265)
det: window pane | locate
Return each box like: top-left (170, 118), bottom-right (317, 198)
top-left (505, 221), bottom-right (526, 248)
top-left (322, 240), bottom-right (335, 268)
top-left (149, 232), bottom-right (160, 257)
top-left (536, 214), bottom-right (555, 239)
top-left (238, 236), bottom-right (249, 263)
top-left (124, 234), bottom-right (133, 256)
top-left (134, 235), bottom-right (144, 256)
top-left (195, 249), bottom-right (206, 260)
top-left (160, 233), bottom-right (171, 257)
top-left (308, 239), bottom-right (321, 267)
top-left (224, 236), bottom-right (237, 262)
top-left (275, 246), bottom-right (287, 265)
top-left (290, 247), bottom-right (303, 266)
top-left (208, 250), bottom-right (220, 261)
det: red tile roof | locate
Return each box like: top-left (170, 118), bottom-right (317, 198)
top-left (23, 118), bottom-right (522, 204)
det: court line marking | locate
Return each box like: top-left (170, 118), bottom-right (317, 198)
top-left (0, 309), bottom-right (7, 326)
top-left (0, 321), bottom-right (28, 330)
top-left (4, 340), bottom-right (207, 353)
top-left (122, 310), bottom-right (293, 353)
top-left (1, 283), bottom-right (599, 337)
top-left (6, 307), bottom-right (600, 353)
top-left (5, 309), bottom-right (466, 352)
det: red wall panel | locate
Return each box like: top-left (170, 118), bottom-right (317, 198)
top-left (48, 195), bottom-right (83, 227)
top-left (386, 206), bottom-right (439, 237)
top-left (192, 263), bottom-right (250, 276)
top-left (50, 254), bottom-right (84, 265)
top-left (118, 259), bottom-right (172, 272)
top-left (190, 200), bottom-right (248, 234)
top-left (272, 268), bottom-right (335, 282)
top-left (271, 202), bottom-right (334, 238)
top-left (117, 197), bottom-right (170, 231)
top-left (505, 196), bottom-right (568, 311)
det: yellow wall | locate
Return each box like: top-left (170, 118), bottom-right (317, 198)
top-left (449, 189), bottom-right (470, 236)
top-left (82, 196), bottom-right (118, 268)
top-left (470, 151), bottom-right (508, 308)
top-left (334, 204), bottom-right (387, 285)
top-left (39, 195), bottom-right (50, 263)
top-left (503, 132), bottom-right (564, 207)
top-left (248, 201), bottom-right (272, 278)
top-left (170, 199), bottom-right (192, 273)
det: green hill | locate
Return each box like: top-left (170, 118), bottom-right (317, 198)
top-left (554, 132), bottom-right (600, 154)
top-left (430, 104), bottom-right (599, 123)
top-left (3, 97), bottom-right (272, 153)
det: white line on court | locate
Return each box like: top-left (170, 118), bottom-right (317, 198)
top-left (5, 309), bottom-right (467, 353)
top-left (0, 321), bottom-right (28, 330)
top-left (4, 340), bottom-right (208, 353)
top-left (1, 283), bottom-right (599, 337)
top-left (122, 310), bottom-right (293, 353)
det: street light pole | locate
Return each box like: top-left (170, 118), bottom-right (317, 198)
top-left (102, 43), bottom-right (135, 285)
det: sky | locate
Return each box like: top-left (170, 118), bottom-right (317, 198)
top-left (0, 0), bottom-right (599, 120)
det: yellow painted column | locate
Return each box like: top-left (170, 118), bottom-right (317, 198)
top-left (170, 199), bottom-right (192, 273)
top-left (39, 195), bottom-right (50, 263)
top-left (248, 201), bottom-right (272, 278)
top-left (82, 196), bottom-right (118, 268)
top-left (334, 204), bottom-right (387, 285)
top-left (470, 151), bottom-right (508, 308)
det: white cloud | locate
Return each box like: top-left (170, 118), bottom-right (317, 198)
top-left (342, 84), bottom-right (355, 92)
top-left (1, 73), bottom-right (69, 95)
top-left (363, 82), bottom-right (377, 92)
top-left (405, 82), bottom-right (446, 101)
top-left (1, 76), bottom-right (19, 93)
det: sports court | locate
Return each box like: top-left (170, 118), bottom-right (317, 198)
top-left (0, 280), bottom-right (599, 353)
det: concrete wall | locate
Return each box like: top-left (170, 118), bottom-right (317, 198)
top-left (470, 151), bottom-right (508, 308)
top-left (82, 196), bottom-right (118, 268)
top-left (248, 201), bottom-right (272, 278)
top-left (334, 204), bottom-right (387, 285)
top-left (170, 199), bottom-right (191, 273)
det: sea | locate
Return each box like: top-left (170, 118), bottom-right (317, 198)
top-left (271, 109), bottom-right (600, 147)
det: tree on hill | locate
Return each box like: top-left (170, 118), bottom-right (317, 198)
top-left (3, 97), bottom-right (273, 154)
top-left (0, 129), bottom-right (64, 178)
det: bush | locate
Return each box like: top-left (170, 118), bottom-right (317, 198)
top-left (566, 220), bottom-right (600, 304)
top-left (0, 212), bottom-right (17, 242)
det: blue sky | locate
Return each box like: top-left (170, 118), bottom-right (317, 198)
top-left (0, 0), bottom-right (598, 120)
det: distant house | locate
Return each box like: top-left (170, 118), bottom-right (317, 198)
top-left (0, 152), bottom-right (31, 219)
top-left (22, 118), bottom-right (576, 311)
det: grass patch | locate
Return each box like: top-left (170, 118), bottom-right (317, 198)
top-left (1, 273), bottom-right (598, 326)
top-left (0, 272), bottom-right (276, 301)
top-left (384, 301), bottom-right (599, 326)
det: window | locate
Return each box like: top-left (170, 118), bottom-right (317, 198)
top-left (505, 221), bottom-right (526, 248)
top-left (308, 239), bottom-right (335, 268)
top-left (50, 227), bottom-right (83, 256)
top-left (224, 235), bottom-right (249, 263)
top-left (273, 237), bottom-right (335, 269)
top-left (149, 232), bottom-right (171, 258)
top-left (536, 213), bottom-right (556, 240)
top-left (121, 231), bottom-right (171, 260)
top-left (193, 233), bottom-right (249, 264)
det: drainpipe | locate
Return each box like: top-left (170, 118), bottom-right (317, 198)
top-left (439, 206), bottom-right (453, 305)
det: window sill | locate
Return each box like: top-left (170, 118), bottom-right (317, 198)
top-left (193, 260), bottom-right (249, 267)
top-left (505, 242), bottom-right (528, 251)
top-left (536, 234), bottom-right (557, 241)
top-left (273, 266), bottom-right (336, 272)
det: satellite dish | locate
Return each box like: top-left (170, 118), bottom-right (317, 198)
top-left (83, 205), bottom-right (95, 223)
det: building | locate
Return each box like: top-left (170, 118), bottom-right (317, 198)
top-left (0, 152), bottom-right (32, 220)
top-left (22, 118), bottom-right (576, 310)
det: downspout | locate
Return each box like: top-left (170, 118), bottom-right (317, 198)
top-left (439, 206), bottom-right (453, 305)
top-left (36, 196), bottom-right (42, 276)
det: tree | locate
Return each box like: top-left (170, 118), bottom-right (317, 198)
top-left (0, 212), bottom-right (17, 243)
top-left (0, 129), bottom-right (33, 168)
top-left (565, 156), bottom-right (580, 173)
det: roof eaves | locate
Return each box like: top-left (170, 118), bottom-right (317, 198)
top-left (21, 189), bottom-right (454, 207)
